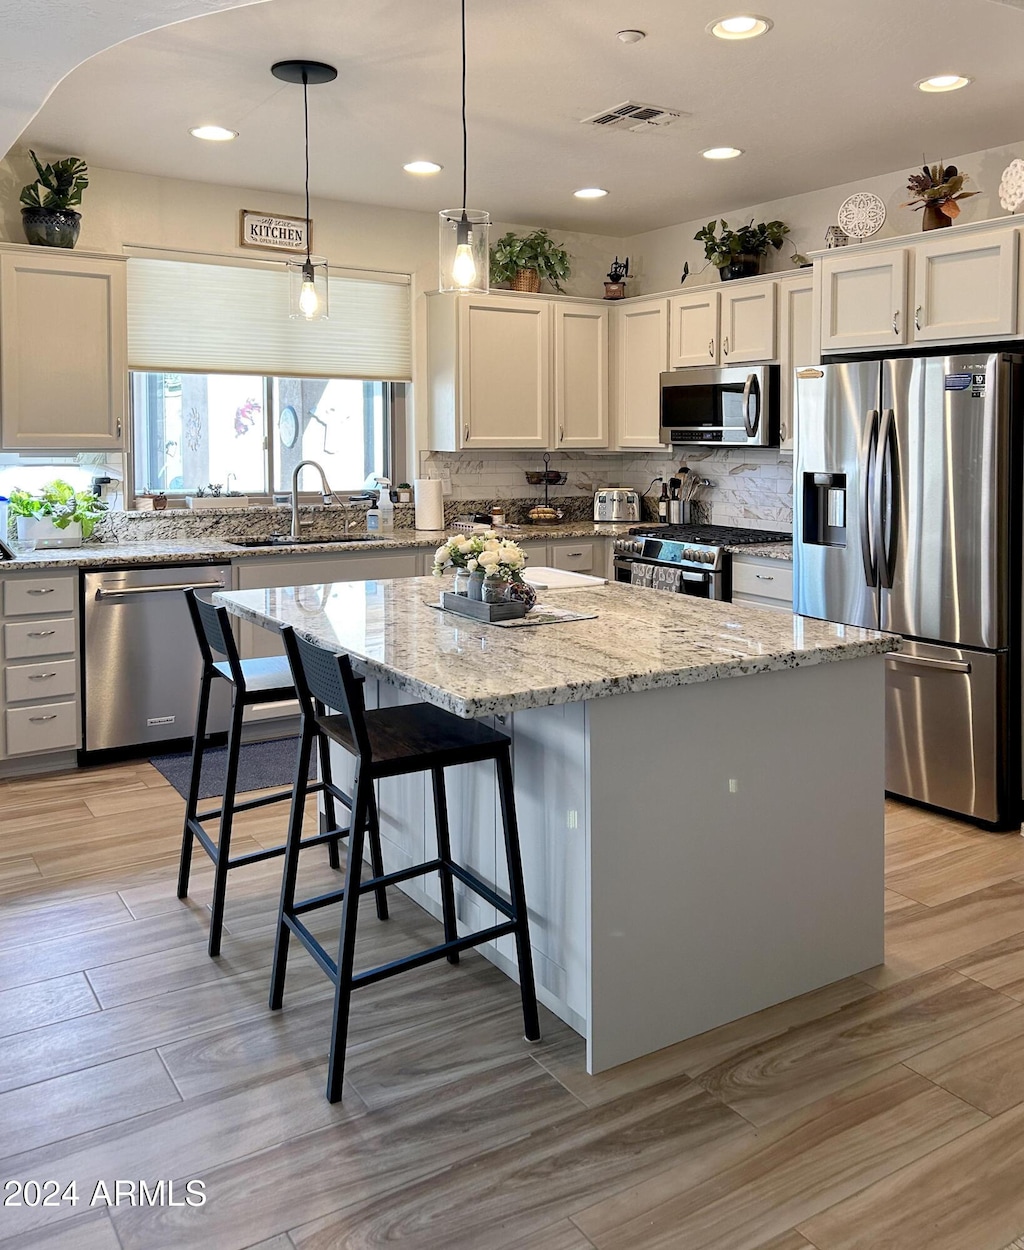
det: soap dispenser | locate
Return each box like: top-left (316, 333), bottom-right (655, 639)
top-left (375, 477), bottom-right (394, 533)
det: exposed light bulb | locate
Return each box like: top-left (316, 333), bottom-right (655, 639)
top-left (298, 261), bottom-right (320, 318)
top-left (452, 243), bottom-right (477, 287)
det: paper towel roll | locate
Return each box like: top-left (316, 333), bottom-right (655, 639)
top-left (414, 478), bottom-right (444, 530)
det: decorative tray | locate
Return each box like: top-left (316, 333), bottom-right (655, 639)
top-left (440, 592), bottom-right (528, 622)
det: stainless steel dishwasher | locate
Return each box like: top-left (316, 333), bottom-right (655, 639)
top-left (81, 563), bottom-right (232, 754)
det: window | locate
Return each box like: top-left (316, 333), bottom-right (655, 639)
top-left (132, 372), bottom-right (396, 496)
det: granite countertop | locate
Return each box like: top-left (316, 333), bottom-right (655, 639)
top-left (728, 542), bottom-right (793, 562)
top-left (216, 576), bottom-right (894, 719)
top-left (0, 522), bottom-right (641, 571)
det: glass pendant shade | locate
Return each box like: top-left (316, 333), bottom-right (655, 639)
top-left (439, 209), bottom-right (490, 293)
top-left (286, 256), bottom-right (329, 320)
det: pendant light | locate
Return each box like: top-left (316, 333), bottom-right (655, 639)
top-left (439, 0), bottom-right (489, 293)
top-left (271, 59), bottom-right (337, 320)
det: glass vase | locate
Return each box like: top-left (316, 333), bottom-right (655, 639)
top-left (482, 573), bottom-right (508, 604)
top-left (504, 578), bottom-right (537, 613)
top-left (452, 568), bottom-right (471, 597)
top-left (467, 570), bottom-right (486, 601)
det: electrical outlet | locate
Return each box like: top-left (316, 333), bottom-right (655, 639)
top-left (440, 474), bottom-right (452, 496)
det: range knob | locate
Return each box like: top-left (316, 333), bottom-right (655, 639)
top-left (683, 547), bottom-right (696, 561)
top-left (702, 550), bottom-right (715, 564)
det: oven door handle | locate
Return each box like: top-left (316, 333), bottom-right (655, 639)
top-left (679, 570), bottom-right (711, 583)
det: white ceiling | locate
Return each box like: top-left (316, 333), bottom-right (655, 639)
top-left (18, 0), bottom-right (1024, 236)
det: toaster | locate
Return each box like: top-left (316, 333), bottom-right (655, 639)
top-left (594, 488), bottom-right (640, 523)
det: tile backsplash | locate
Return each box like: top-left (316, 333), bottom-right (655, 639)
top-left (418, 448), bottom-right (793, 531)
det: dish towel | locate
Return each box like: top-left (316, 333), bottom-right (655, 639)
top-left (651, 566), bottom-right (683, 593)
top-left (630, 563), bottom-right (655, 589)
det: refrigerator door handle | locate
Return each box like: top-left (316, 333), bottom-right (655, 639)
top-left (860, 409), bottom-right (879, 587)
top-left (742, 372), bottom-right (760, 438)
top-left (874, 406), bottom-right (898, 589)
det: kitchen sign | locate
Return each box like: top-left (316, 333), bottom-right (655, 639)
top-left (239, 210), bottom-right (311, 253)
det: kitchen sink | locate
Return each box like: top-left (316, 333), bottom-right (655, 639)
top-left (227, 534), bottom-right (377, 548)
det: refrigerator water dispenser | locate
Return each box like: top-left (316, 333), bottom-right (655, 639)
top-left (802, 472), bottom-right (847, 547)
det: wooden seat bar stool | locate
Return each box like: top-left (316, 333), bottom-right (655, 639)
top-left (178, 589), bottom-right (358, 957)
top-left (273, 624), bottom-right (541, 1103)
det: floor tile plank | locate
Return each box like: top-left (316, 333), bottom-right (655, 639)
top-left (0, 973), bottom-right (99, 1040)
top-left (904, 1004), bottom-right (1024, 1115)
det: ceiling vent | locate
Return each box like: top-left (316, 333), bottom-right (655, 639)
top-left (581, 100), bottom-right (688, 132)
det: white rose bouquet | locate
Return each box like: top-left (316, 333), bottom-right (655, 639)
top-left (433, 532), bottom-right (528, 582)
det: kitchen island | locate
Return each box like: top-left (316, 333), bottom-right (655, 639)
top-left (217, 576), bottom-right (893, 1074)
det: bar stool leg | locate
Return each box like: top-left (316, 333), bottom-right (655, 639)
top-left (207, 692), bottom-right (246, 958)
top-left (314, 704), bottom-right (343, 872)
top-left (269, 715), bottom-right (317, 1011)
top-left (326, 767), bottom-right (369, 1104)
top-left (177, 665), bottom-right (212, 899)
top-left (496, 746), bottom-right (541, 1042)
top-left (364, 783), bottom-right (389, 922)
top-left (431, 767), bottom-right (460, 965)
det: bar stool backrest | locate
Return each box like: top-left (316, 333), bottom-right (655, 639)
top-left (185, 588), bottom-right (245, 687)
top-left (281, 625), bottom-right (372, 760)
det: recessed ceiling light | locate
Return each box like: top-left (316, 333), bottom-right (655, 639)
top-left (616, 29), bottom-right (646, 43)
top-left (403, 160), bottom-right (443, 174)
top-left (708, 15), bottom-right (773, 39)
top-left (574, 187), bottom-right (608, 199)
top-left (702, 146), bottom-right (744, 160)
top-left (917, 74), bottom-right (972, 93)
top-left (189, 125), bottom-right (238, 141)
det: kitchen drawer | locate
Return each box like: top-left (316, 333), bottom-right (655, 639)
top-left (731, 559), bottom-right (793, 603)
top-left (549, 542), bottom-right (595, 573)
top-left (4, 617), bottom-right (78, 659)
top-left (3, 576), bottom-right (75, 616)
top-left (5, 700), bottom-right (79, 755)
top-left (6, 657), bottom-right (77, 703)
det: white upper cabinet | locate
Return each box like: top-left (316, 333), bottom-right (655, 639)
top-left (553, 303), bottom-right (608, 448)
top-left (427, 291), bottom-right (609, 451)
top-left (669, 290), bottom-right (719, 367)
top-left (720, 281), bottom-right (777, 364)
top-left (912, 228), bottom-right (1018, 342)
top-left (611, 298), bottom-right (669, 449)
top-left (777, 273), bottom-right (816, 451)
top-left (0, 248), bottom-right (127, 451)
top-left (819, 248), bottom-right (909, 352)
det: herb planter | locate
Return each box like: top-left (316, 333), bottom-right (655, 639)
top-left (16, 517), bottom-right (83, 548)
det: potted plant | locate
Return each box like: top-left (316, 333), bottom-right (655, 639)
top-left (396, 482), bottom-right (413, 503)
top-left (903, 162), bottom-right (979, 231)
top-left (694, 218), bottom-right (790, 280)
top-left (19, 150), bottom-right (90, 249)
top-left (490, 229), bottom-right (571, 293)
top-left (9, 480), bottom-right (106, 548)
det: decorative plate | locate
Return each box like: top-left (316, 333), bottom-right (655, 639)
top-left (279, 405), bottom-right (298, 449)
top-left (999, 159), bottom-right (1024, 213)
top-left (837, 192), bottom-right (886, 240)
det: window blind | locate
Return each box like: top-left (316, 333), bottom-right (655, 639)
top-left (127, 258), bottom-right (412, 381)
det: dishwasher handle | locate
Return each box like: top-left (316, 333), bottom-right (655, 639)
top-left (94, 580), bottom-right (225, 600)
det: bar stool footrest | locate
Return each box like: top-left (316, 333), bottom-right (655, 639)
top-left (194, 779), bottom-right (330, 824)
top-left (291, 857), bottom-right (448, 916)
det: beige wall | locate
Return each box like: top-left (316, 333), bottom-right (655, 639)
top-left (622, 139), bottom-right (1024, 295)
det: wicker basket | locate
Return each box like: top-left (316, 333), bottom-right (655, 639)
top-left (511, 268), bottom-right (541, 293)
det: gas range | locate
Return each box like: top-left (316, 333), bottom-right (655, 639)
top-left (612, 524), bottom-right (791, 600)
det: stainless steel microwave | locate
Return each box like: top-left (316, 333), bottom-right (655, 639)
top-left (659, 363), bottom-right (780, 447)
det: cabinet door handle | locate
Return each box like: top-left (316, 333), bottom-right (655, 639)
top-left (28, 672), bottom-right (57, 681)
top-left (723, 336), bottom-right (730, 356)
top-left (892, 310), bottom-right (900, 336)
top-left (27, 630), bottom-right (56, 637)
top-left (780, 422), bottom-right (788, 442)
top-left (29, 714), bottom-right (57, 723)
top-left (558, 425), bottom-right (564, 443)
top-left (27, 588), bottom-right (55, 595)
top-left (708, 338), bottom-right (715, 358)
top-left (463, 425), bottom-right (470, 442)
top-left (915, 305), bottom-right (922, 332)
top-left (117, 417), bottom-right (122, 438)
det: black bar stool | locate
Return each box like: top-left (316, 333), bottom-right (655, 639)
top-left (178, 589), bottom-right (353, 956)
top-left (273, 624), bottom-right (541, 1103)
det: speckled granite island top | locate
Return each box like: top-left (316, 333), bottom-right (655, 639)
top-left (216, 576), bottom-right (894, 719)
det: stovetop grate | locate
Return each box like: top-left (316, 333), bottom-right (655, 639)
top-left (628, 524), bottom-right (791, 547)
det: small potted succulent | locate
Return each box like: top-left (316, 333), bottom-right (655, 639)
top-left (9, 480), bottom-right (106, 548)
top-left (19, 150), bottom-right (89, 249)
top-left (490, 229), bottom-right (572, 293)
top-left (694, 218), bottom-right (790, 280)
top-left (396, 482), bottom-right (413, 503)
top-left (903, 162), bottom-right (979, 231)
top-left (604, 256), bottom-right (629, 300)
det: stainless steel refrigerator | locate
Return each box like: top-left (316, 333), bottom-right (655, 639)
top-left (794, 353), bottom-right (1021, 829)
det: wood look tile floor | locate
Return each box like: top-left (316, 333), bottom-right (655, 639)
top-left (2, 772), bottom-right (1024, 1249)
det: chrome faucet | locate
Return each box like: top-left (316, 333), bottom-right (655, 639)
top-left (290, 459), bottom-right (335, 540)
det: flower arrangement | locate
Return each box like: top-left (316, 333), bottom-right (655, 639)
top-left (432, 531), bottom-right (528, 580)
top-left (903, 162), bottom-right (978, 224)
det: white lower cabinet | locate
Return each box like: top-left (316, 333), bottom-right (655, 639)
top-left (0, 569), bottom-right (81, 762)
top-left (730, 556), bottom-right (793, 611)
top-left (548, 540), bottom-right (595, 574)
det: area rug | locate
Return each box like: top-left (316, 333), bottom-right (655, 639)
top-left (149, 736), bottom-right (314, 799)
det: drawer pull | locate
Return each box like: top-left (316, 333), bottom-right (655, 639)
top-left (755, 574), bottom-right (775, 581)
top-left (29, 714), bottom-right (58, 723)
top-left (28, 672), bottom-right (57, 681)
top-left (27, 630), bottom-right (56, 638)
top-left (567, 551), bottom-right (583, 557)
top-left (26, 588), bottom-right (55, 595)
